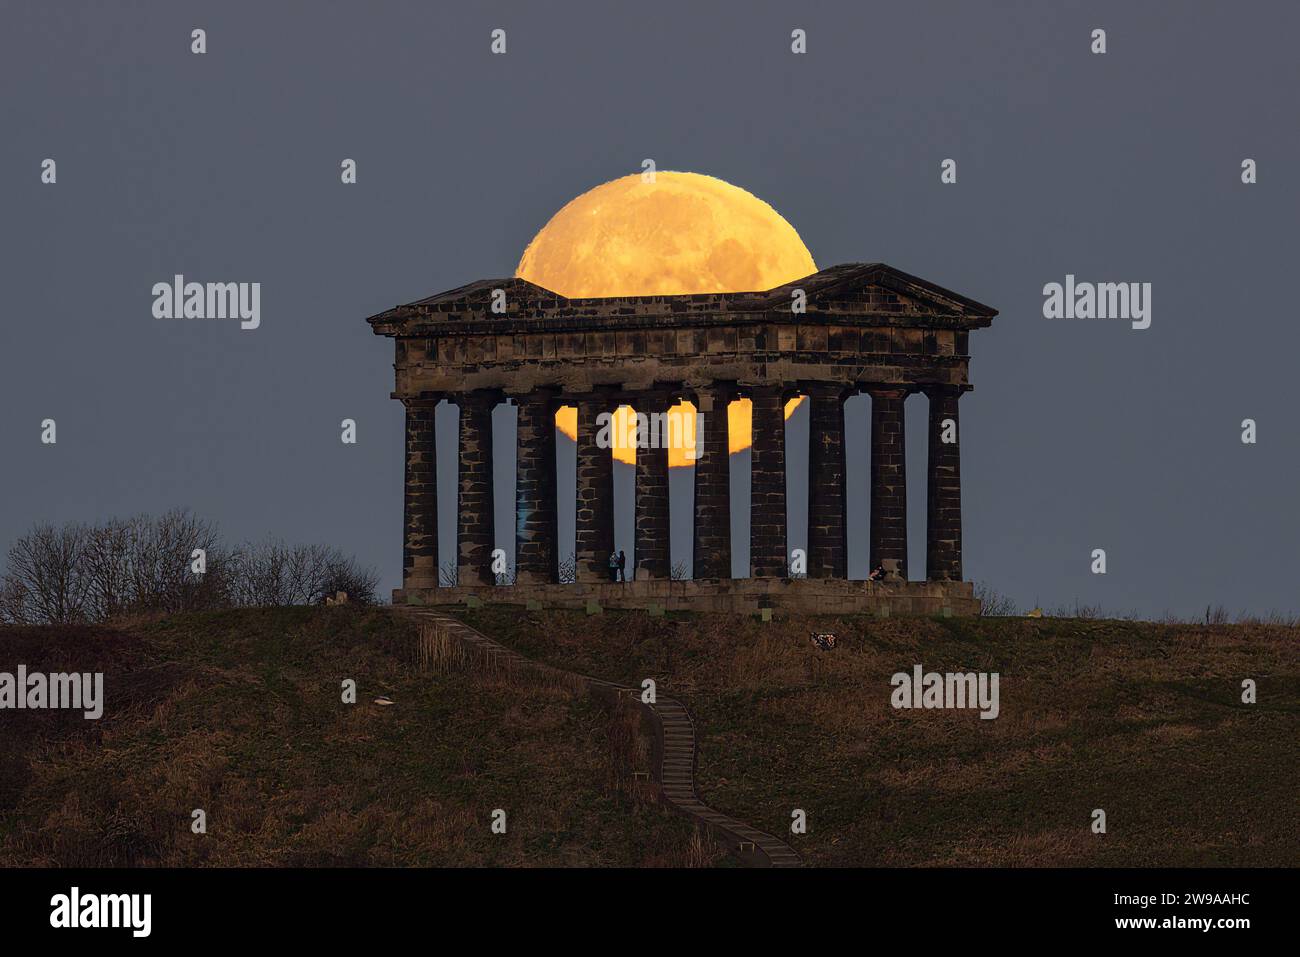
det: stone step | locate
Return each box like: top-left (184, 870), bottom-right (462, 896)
top-left (428, 609), bottom-right (803, 868)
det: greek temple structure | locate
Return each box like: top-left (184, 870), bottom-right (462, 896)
top-left (367, 263), bottom-right (996, 615)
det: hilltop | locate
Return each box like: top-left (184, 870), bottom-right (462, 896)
top-left (0, 607), bottom-right (712, 867)
top-left (2, 605), bottom-right (1295, 867)
top-left (459, 606), bottom-right (1299, 867)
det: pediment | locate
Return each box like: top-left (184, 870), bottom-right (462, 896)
top-left (755, 264), bottom-right (996, 321)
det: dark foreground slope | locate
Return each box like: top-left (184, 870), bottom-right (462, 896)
top-left (459, 607), bottom-right (1300, 867)
top-left (0, 607), bottom-right (714, 867)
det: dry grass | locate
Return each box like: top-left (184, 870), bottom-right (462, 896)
top-left (0, 606), bottom-right (722, 867)
top-left (460, 606), bottom-right (1300, 867)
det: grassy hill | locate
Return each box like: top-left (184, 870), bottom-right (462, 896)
top-left (459, 607), bottom-right (1300, 867)
top-left (3, 605), bottom-right (1295, 867)
top-left (0, 607), bottom-right (715, 867)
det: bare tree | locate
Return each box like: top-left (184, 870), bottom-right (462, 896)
top-left (227, 539), bottom-right (292, 606)
top-left (286, 543), bottom-right (330, 604)
top-left (975, 581), bottom-right (1018, 617)
top-left (1, 513), bottom-right (378, 622)
top-left (0, 574), bottom-right (29, 625)
top-left (0, 522), bottom-right (92, 624)
top-left (228, 539), bottom-right (379, 606)
top-left (316, 551), bottom-right (380, 604)
top-left (80, 518), bottom-right (134, 620)
top-left (117, 509), bottom-right (224, 613)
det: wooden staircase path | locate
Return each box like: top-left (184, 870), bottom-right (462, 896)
top-left (401, 608), bottom-right (802, 868)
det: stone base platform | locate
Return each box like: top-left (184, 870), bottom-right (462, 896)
top-left (395, 578), bottom-right (980, 617)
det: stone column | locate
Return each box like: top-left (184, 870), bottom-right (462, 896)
top-left (456, 391), bottom-right (497, 587)
top-left (574, 393), bottom-right (615, 583)
top-left (868, 387), bottom-right (908, 577)
top-left (749, 385), bottom-right (788, 578)
top-left (692, 386), bottom-right (731, 580)
top-left (402, 397), bottom-right (439, 591)
top-left (514, 389), bottom-right (557, 585)
top-left (806, 382), bottom-right (848, 579)
top-left (633, 391), bottom-right (671, 581)
top-left (926, 386), bottom-right (963, 581)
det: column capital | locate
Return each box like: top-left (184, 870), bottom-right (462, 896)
top-left (402, 391), bottom-right (447, 408)
top-left (621, 386), bottom-right (675, 413)
top-left (688, 380), bottom-right (739, 413)
top-left (864, 385), bottom-right (911, 400)
top-left (799, 380), bottom-right (858, 401)
top-left (454, 388), bottom-right (505, 408)
top-left (574, 386), bottom-right (621, 410)
top-left (510, 388), bottom-right (561, 420)
top-left (921, 383), bottom-right (968, 400)
top-left (663, 385), bottom-right (699, 407)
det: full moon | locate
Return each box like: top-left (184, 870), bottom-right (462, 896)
top-left (516, 171), bottom-right (816, 298)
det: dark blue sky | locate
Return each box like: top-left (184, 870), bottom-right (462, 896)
top-left (3, 1), bottom-right (1298, 617)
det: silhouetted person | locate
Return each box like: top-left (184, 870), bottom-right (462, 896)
top-left (617, 550), bottom-right (627, 582)
top-left (608, 550), bottom-right (619, 582)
